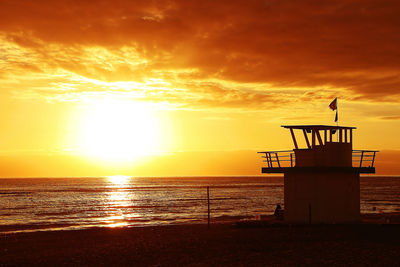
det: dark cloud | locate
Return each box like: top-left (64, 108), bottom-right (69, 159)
top-left (1, 0), bottom-right (400, 104)
top-left (380, 116), bottom-right (400, 120)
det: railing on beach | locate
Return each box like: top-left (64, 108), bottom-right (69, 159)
top-left (258, 149), bottom-right (378, 169)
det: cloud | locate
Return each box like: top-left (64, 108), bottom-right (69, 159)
top-left (1, 0), bottom-right (400, 108)
top-left (1, 149), bottom-right (400, 177)
top-left (380, 116), bottom-right (400, 120)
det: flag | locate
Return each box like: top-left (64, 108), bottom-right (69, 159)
top-left (329, 98), bottom-right (337, 110)
top-left (329, 98), bottom-right (338, 123)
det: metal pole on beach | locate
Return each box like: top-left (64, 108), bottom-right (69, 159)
top-left (207, 186), bottom-right (210, 228)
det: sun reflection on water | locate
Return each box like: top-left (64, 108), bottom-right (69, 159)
top-left (104, 175), bottom-right (133, 228)
top-left (104, 215), bottom-right (129, 228)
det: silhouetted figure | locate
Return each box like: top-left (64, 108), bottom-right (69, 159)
top-left (274, 204), bottom-right (282, 217)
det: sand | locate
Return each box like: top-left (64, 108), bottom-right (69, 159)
top-left (1, 215), bottom-right (399, 266)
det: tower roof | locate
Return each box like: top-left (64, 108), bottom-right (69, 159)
top-left (282, 125), bottom-right (356, 130)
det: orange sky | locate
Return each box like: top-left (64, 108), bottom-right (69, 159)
top-left (0, 0), bottom-right (399, 177)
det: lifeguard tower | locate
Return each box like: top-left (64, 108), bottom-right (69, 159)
top-left (259, 125), bottom-right (378, 223)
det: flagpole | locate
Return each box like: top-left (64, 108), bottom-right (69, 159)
top-left (329, 97), bottom-right (339, 142)
top-left (336, 98), bottom-right (339, 142)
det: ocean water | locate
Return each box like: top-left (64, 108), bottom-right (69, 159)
top-left (0, 176), bottom-right (399, 233)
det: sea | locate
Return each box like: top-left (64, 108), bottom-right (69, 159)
top-left (0, 176), bottom-right (399, 234)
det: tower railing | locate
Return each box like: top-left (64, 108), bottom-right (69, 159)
top-left (257, 150), bottom-right (296, 168)
top-left (258, 149), bottom-right (378, 169)
top-left (352, 150), bottom-right (378, 168)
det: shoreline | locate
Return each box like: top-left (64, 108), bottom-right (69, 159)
top-left (1, 214), bottom-right (399, 266)
top-left (1, 212), bottom-right (400, 235)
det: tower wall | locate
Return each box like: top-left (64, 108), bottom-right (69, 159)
top-left (295, 142), bottom-right (352, 167)
top-left (284, 171), bottom-right (360, 223)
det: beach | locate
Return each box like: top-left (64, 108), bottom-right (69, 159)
top-left (1, 214), bottom-right (399, 267)
top-left (1, 177), bottom-right (399, 266)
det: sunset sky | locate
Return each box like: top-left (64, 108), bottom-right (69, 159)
top-left (0, 0), bottom-right (399, 177)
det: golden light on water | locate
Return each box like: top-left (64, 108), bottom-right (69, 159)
top-left (103, 215), bottom-right (129, 228)
top-left (105, 175), bottom-right (133, 228)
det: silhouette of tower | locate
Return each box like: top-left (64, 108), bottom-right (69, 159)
top-left (259, 125), bottom-right (378, 223)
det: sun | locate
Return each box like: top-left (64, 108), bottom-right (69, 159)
top-left (107, 175), bottom-right (131, 185)
top-left (77, 99), bottom-right (161, 163)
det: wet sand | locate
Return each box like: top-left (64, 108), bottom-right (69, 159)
top-left (1, 214), bottom-right (399, 266)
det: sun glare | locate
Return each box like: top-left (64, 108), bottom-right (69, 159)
top-left (107, 175), bottom-right (131, 184)
top-left (78, 100), bottom-right (161, 163)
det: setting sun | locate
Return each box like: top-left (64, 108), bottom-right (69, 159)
top-left (77, 100), bottom-right (161, 163)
